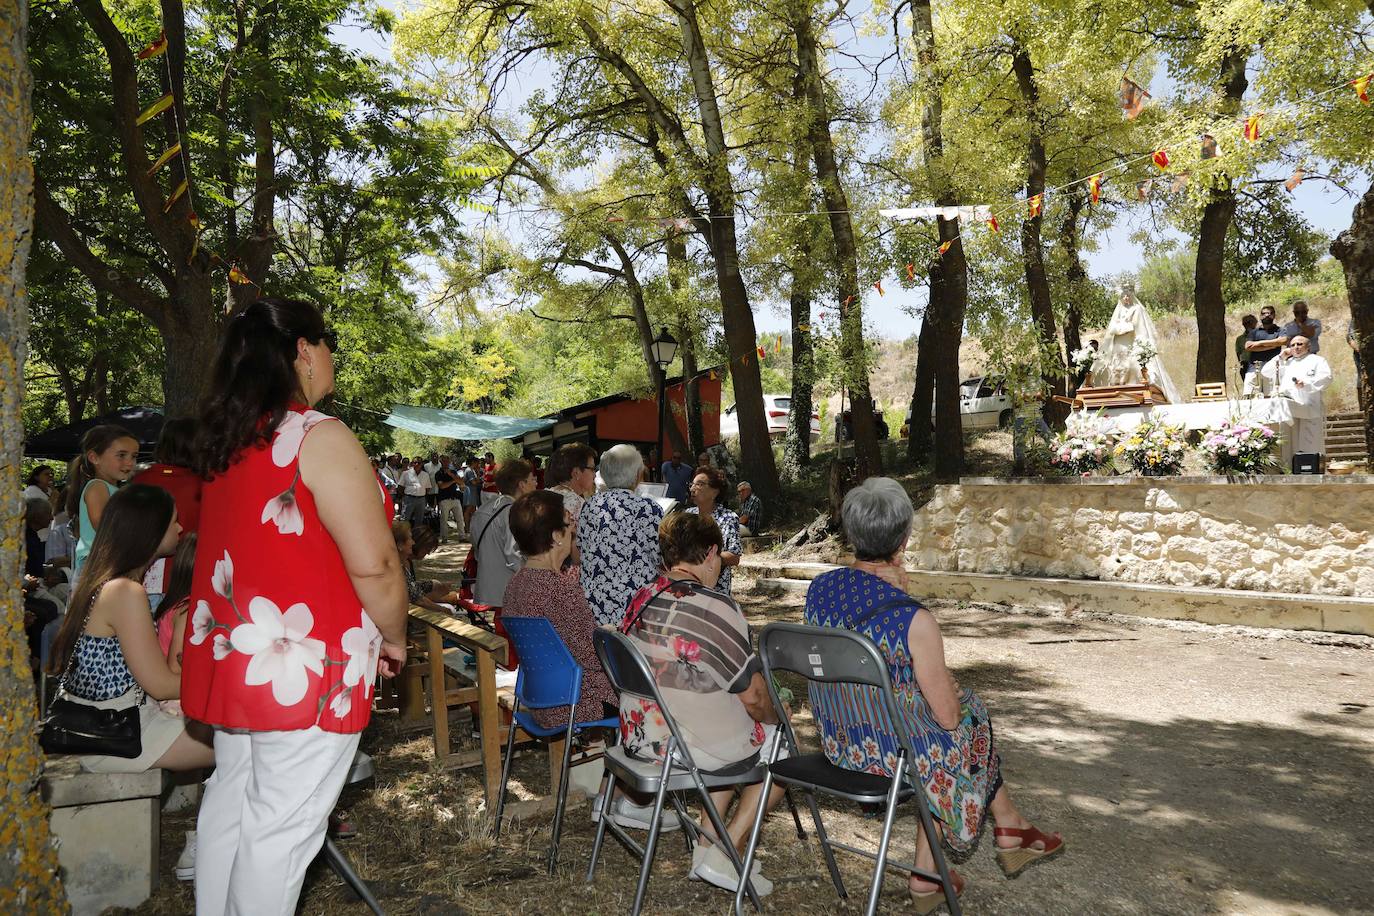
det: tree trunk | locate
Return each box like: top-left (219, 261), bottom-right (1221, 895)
top-left (912, 0), bottom-right (964, 477)
top-left (783, 281), bottom-right (814, 476)
top-left (1010, 43), bottom-right (1062, 406)
top-left (667, 232), bottom-right (704, 456)
top-left (1331, 179), bottom-right (1374, 468)
top-left (1058, 191), bottom-right (1088, 405)
top-left (907, 314), bottom-right (935, 462)
top-left (1, 3), bottom-right (66, 907)
top-left (158, 275), bottom-right (220, 416)
top-left (793, 7), bottom-right (881, 478)
top-left (671, 0), bottom-right (779, 503)
top-left (1193, 47), bottom-right (1248, 386)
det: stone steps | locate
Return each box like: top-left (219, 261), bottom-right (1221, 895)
top-left (1326, 412), bottom-right (1367, 463)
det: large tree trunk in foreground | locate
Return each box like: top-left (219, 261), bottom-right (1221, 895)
top-left (793, 8), bottom-right (881, 478)
top-left (1332, 180), bottom-right (1374, 468)
top-left (912, 0), bottom-right (964, 477)
top-left (784, 281), bottom-right (815, 476)
top-left (1059, 191), bottom-right (1088, 403)
top-left (667, 233), bottom-right (703, 457)
top-left (1, 2), bottom-right (66, 907)
top-left (1192, 47), bottom-right (1248, 386)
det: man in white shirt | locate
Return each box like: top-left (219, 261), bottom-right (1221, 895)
top-left (423, 453), bottom-right (441, 509)
top-left (1276, 336), bottom-right (1333, 458)
top-left (399, 457), bottom-right (432, 528)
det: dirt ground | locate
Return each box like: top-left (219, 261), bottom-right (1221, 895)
top-left (134, 565), bottom-right (1374, 916)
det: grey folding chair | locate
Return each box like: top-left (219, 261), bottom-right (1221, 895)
top-left (319, 752), bottom-right (384, 915)
top-left (732, 622), bottom-right (961, 916)
top-left (588, 628), bottom-right (769, 915)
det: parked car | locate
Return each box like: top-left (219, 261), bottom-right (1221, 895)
top-left (902, 376), bottom-right (1013, 434)
top-left (719, 394), bottom-right (821, 442)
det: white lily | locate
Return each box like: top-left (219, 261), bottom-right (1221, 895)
top-left (340, 611), bottom-right (382, 697)
top-left (231, 596), bottom-right (326, 707)
top-left (261, 488), bottom-right (305, 536)
top-left (189, 600), bottom-right (215, 646)
top-left (211, 551), bottom-right (234, 599)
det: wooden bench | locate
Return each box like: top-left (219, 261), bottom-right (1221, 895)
top-left (41, 757), bottom-right (163, 915)
top-left (406, 606), bottom-right (511, 802)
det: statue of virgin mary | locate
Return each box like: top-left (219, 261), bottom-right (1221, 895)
top-left (1094, 283), bottom-right (1181, 403)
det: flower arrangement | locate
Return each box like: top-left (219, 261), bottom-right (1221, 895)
top-left (1114, 412), bottom-right (1189, 476)
top-left (1070, 345), bottom-right (1097, 373)
top-left (1132, 340), bottom-right (1157, 370)
top-left (1050, 410), bottom-right (1115, 475)
top-left (1200, 418), bottom-right (1281, 475)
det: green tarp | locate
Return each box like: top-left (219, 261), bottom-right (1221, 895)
top-left (382, 404), bottom-right (554, 441)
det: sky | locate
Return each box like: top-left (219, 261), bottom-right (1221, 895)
top-left (335, 7), bottom-right (1359, 341)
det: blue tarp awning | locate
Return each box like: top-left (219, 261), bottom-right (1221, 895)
top-left (382, 404), bottom-right (555, 441)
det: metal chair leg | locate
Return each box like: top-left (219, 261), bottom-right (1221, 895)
top-left (691, 769), bottom-right (762, 913)
top-left (731, 769), bottom-right (776, 916)
top-left (585, 775), bottom-right (618, 882)
top-left (668, 792), bottom-right (696, 855)
top-left (546, 715), bottom-right (578, 874)
top-left (783, 787), bottom-right (807, 840)
top-left (493, 700), bottom-right (523, 836)
top-left (322, 837), bottom-right (384, 915)
top-left (630, 756), bottom-right (675, 916)
top-left (806, 789), bottom-right (847, 899)
top-left (864, 765), bottom-right (907, 916)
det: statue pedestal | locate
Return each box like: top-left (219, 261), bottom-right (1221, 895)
top-left (1063, 383), bottom-right (1170, 409)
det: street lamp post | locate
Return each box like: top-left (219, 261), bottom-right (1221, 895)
top-left (651, 326), bottom-right (679, 477)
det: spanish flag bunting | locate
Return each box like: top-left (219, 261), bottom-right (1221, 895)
top-left (137, 32), bottom-right (168, 61)
top-left (188, 232), bottom-right (200, 263)
top-left (873, 280), bottom-right (884, 296)
top-left (1152, 149), bottom-right (1170, 170)
top-left (162, 179), bottom-right (187, 212)
top-left (757, 345), bottom-right (766, 360)
top-left (1354, 74), bottom-right (1372, 105)
top-left (227, 265), bottom-right (255, 286)
top-left (188, 211), bottom-right (202, 231)
top-left (775, 334), bottom-right (783, 353)
top-left (146, 142), bottom-right (182, 177)
top-left (1120, 77), bottom-right (1149, 119)
top-left (1242, 113), bottom-right (1262, 143)
top-left (1170, 173), bottom-right (1188, 193)
top-left (985, 215), bottom-right (999, 233)
top-left (1089, 173), bottom-right (1102, 205)
top-left (937, 240), bottom-right (952, 256)
top-left (1137, 179), bottom-right (1154, 201)
top-left (905, 262), bottom-right (915, 281)
top-left (136, 93), bottom-right (175, 126)
top-left (1285, 167), bottom-right (1305, 192)
top-left (1027, 194), bottom-right (1043, 218)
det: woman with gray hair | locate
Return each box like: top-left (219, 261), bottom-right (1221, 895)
top-left (803, 477), bottom-right (1063, 912)
top-left (576, 444), bottom-right (665, 627)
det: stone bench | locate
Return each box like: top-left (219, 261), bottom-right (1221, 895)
top-left (41, 757), bottom-right (162, 915)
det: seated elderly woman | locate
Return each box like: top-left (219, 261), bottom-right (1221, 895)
top-left (578, 444), bottom-right (664, 628)
top-left (501, 489), bottom-right (617, 727)
top-left (619, 512), bottom-right (786, 897)
top-left (803, 477), bottom-right (1063, 911)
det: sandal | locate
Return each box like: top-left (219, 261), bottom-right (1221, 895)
top-left (994, 824), bottom-right (1064, 877)
top-left (909, 868), bottom-right (964, 915)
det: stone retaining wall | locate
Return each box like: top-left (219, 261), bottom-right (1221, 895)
top-left (908, 476), bottom-right (1374, 598)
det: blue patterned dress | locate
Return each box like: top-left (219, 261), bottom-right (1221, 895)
top-left (577, 488), bottom-right (665, 627)
top-left (684, 504), bottom-right (741, 595)
top-left (803, 567), bottom-right (1001, 852)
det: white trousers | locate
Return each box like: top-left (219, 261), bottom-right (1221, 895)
top-left (1292, 416), bottom-right (1326, 456)
top-left (195, 727), bottom-right (360, 915)
top-left (438, 498), bottom-right (465, 541)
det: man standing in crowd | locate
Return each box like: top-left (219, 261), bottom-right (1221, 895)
top-left (1281, 300), bottom-right (1322, 353)
top-left (1243, 305), bottom-right (1288, 395)
top-left (469, 459), bottom-right (537, 606)
top-left (1234, 314), bottom-right (1257, 384)
top-left (434, 455), bottom-right (464, 543)
top-left (380, 454), bottom-right (404, 506)
top-left (1277, 335), bottom-right (1333, 460)
top-left (736, 480), bottom-right (763, 537)
top-left (424, 452), bottom-right (441, 510)
top-left (462, 455), bottom-right (483, 532)
top-left (400, 456), bottom-right (432, 528)
top-left (660, 450), bottom-right (693, 501)
top-left (547, 443), bottom-right (598, 565)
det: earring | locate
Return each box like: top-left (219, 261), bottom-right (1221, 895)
top-left (307, 365), bottom-right (314, 380)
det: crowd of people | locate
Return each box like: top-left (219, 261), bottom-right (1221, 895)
top-left (1235, 301), bottom-right (1335, 457)
top-left (20, 295), bottom-right (1064, 912)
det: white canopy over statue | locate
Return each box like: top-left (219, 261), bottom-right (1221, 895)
top-left (1093, 284), bottom-right (1182, 404)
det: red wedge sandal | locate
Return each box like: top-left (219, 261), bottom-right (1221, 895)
top-left (909, 868), bottom-right (965, 915)
top-left (994, 824), bottom-right (1064, 877)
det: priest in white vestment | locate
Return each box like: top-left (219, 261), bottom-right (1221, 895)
top-left (1094, 285), bottom-right (1182, 403)
top-left (1276, 336), bottom-right (1332, 456)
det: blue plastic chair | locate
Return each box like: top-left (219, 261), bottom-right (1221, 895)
top-left (493, 615), bottom-right (619, 874)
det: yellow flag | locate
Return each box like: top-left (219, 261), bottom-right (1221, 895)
top-left (162, 179), bottom-right (187, 212)
top-left (146, 142), bottom-right (182, 177)
top-left (136, 94), bottom-right (175, 126)
top-left (228, 265), bottom-right (254, 286)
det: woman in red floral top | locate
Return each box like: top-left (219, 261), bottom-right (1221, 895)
top-left (183, 298), bottom-right (408, 915)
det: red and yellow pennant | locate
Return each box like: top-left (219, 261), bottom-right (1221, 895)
top-left (1354, 74), bottom-right (1372, 105)
top-left (1120, 77), bottom-right (1150, 119)
top-left (708, 368), bottom-right (718, 380)
top-left (775, 334), bottom-right (783, 354)
top-left (1026, 194), bottom-right (1043, 218)
top-left (1242, 113), bottom-right (1262, 143)
top-left (1285, 167), bottom-right (1306, 192)
top-left (227, 265), bottom-right (256, 287)
top-left (162, 179), bottom-right (187, 212)
top-left (146, 142), bottom-right (182, 177)
top-left (1089, 173), bottom-right (1103, 205)
top-left (136, 93), bottom-right (175, 126)
top-left (985, 215), bottom-right (1000, 233)
top-left (756, 344), bottom-right (766, 360)
top-left (137, 32), bottom-right (168, 61)
top-left (1152, 149), bottom-right (1171, 170)
top-left (905, 262), bottom-right (916, 281)
top-left (1137, 179), bottom-right (1154, 201)
top-left (937, 240), bottom-right (952, 256)
top-left (873, 280), bottom-right (884, 296)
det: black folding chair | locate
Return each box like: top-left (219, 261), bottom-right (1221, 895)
top-left (588, 628), bottom-right (769, 915)
top-left (732, 622), bottom-right (960, 916)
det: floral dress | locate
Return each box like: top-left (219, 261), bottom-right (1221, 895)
top-left (180, 405), bottom-right (392, 733)
top-left (684, 504), bottom-right (742, 594)
top-left (803, 567), bottom-right (1001, 852)
top-left (577, 488), bottom-right (664, 627)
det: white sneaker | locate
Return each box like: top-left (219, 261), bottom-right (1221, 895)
top-left (690, 843), bottom-right (772, 896)
top-left (607, 794), bottom-right (683, 832)
top-left (175, 830), bottom-right (196, 881)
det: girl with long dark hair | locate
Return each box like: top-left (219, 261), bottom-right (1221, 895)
top-left (66, 424), bottom-right (139, 576)
top-left (183, 297), bottom-right (408, 915)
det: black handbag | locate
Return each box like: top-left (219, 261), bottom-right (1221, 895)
top-left (39, 586), bottom-right (143, 759)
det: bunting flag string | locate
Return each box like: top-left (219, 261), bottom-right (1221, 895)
top-left (136, 31), bottom-right (168, 60)
top-left (146, 142), bottom-right (182, 177)
top-left (905, 263), bottom-right (916, 280)
top-left (162, 179), bottom-right (188, 212)
top-left (985, 215), bottom-right (1000, 233)
top-left (1026, 194), bottom-right (1043, 218)
top-left (136, 93), bottom-right (175, 126)
top-left (873, 280), bottom-right (884, 296)
top-left (1151, 149), bottom-right (1171, 170)
top-left (1285, 167), bottom-right (1306, 192)
top-left (227, 265), bottom-right (258, 288)
top-left (1089, 173), bottom-right (1103, 205)
top-left (1200, 134), bottom-right (1220, 159)
top-left (1120, 77), bottom-right (1150, 119)
top-left (1355, 74), bottom-right (1371, 105)
top-left (1136, 179), bottom-right (1154, 201)
top-left (937, 240), bottom-right (952, 256)
top-left (1243, 113), bottom-right (1262, 143)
